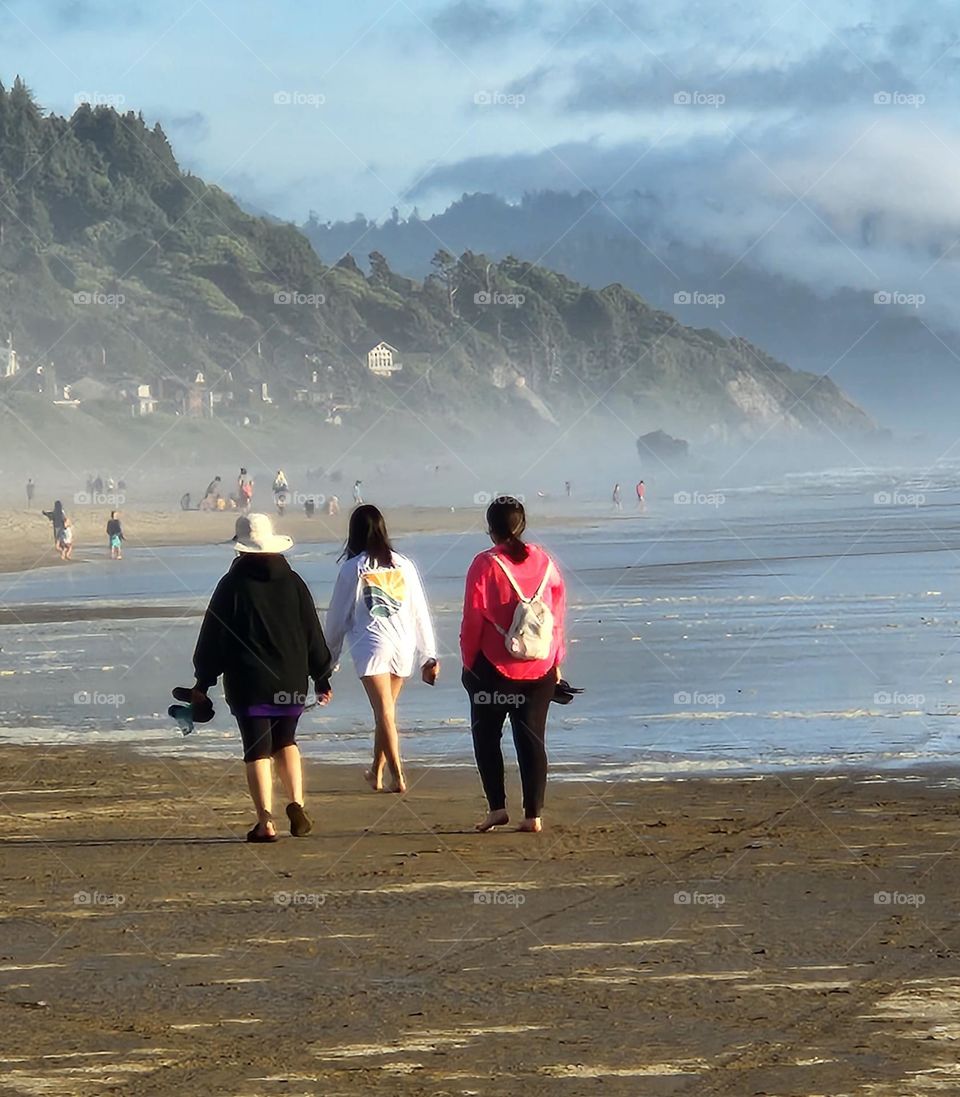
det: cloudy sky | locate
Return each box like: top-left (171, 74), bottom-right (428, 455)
top-left (6, 0), bottom-right (960, 317)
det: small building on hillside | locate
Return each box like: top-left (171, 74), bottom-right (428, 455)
top-left (1, 335), bottom-right (18, 379)
top-left (367, 341), bottom-right (402, 377)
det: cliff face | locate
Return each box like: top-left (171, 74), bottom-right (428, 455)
top-left (0, 80), bottom-right (875, 438)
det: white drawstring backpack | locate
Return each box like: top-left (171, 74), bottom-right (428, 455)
top-left (491, 554), bottom-right (555, 661)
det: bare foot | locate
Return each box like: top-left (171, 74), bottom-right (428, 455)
top-left (387, 775), bottom-right (407, 794)
top-left (476, 809), bottom-right (509, 832)
top-left (364, 769), bottom-right (383, 791)
top-left (517, 817), bottom-right (542, 833)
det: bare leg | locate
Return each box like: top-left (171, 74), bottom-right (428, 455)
top-left (361, 674), bottom-right (407, 793)
top-left (274, 744), bottom-right (304, 806)
top-left (244, 758), bottom-right (276, 836)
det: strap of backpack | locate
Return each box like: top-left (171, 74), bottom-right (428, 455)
top-left (533, 559), bottom-right (553, 599)
top-left (490, 552), bottom-right (529, 602)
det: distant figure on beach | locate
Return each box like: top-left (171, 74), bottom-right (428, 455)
top-left (191, 513), bottom-right (333, 843)
top-left (25, 478), bottom-right (35, 508)
top-left (612, 483), bottom-right (622, 511)
top-left (42, 500), bottom-right (66, 546)
top-left (203, 475), bottom-right (221, 502)
top-left (93, 475), bottom-right (103, 496)
top-left (59, 517), bottom-right (74, 561)
top-left (353, 479), bottom-right (363, 505)
top-left (327, 495), bottom-right (340, 516)
top-left (564, 480), bottom-right (571, 499)
top-left (461, 496), bottom-right (567, 834)
top-left (325, 505), bottom-right (439, 794)
top-left (273, 470), bottom-right (289, 516)
top-left (636, 480), bottom-right (645, 509)
top-left (106, 511), bottom-right (124, 560)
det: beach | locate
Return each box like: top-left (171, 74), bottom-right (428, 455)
top-left (1, 746), bottom-right (959, 1095)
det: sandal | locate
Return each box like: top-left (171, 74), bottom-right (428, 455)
top-left (286, 802), bottom-right (312, 838)
top-left (246, 824), bottom-right (278, 843)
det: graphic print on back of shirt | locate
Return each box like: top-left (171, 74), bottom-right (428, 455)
top-left (361, 569), bottom-right (406, 618)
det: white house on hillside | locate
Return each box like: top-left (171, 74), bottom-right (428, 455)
top-left (367, 341), bottom-right (402, 377)
top-left (1, 335), bottom-right (18, 379)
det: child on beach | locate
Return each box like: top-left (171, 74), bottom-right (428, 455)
top-left (324, 505), bottom-right (439, 794)
top-left (106, 511), bottom-right (124, 560)
top-left (461, 496), bottom-right (567, 833)
top-left (59, 517), bottom-right (74, 561)
top-left (191, 513), bottom-right (333, 842)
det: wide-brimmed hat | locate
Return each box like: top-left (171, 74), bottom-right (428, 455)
top-left (232, 513), bottom-right (293, 554)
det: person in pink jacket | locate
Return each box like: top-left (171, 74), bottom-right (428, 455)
top-left (460, 496), bottom-right (566, 833)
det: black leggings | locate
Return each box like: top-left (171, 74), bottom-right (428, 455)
top-left (463, 654), bottom-right (555, 819)
top-left (236, 715), bottom-right (300, 763)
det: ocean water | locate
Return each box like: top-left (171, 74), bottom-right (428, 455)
top-left (3, 464), bottom-right (960, 779)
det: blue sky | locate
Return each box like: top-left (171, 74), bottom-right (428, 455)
top-left (5, 0), bottom-right (960, 321)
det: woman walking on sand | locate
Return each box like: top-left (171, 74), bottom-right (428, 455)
top-left (190, 513), bottom-right (333, 842)
top-left (325, 505), bottom-right (439, 793)
top-left (42, 500), bottom-right (66, 547)
top-left (461, 496), bottom-right (567, 833)
top-left (106, 511), bottom-right (124, 560)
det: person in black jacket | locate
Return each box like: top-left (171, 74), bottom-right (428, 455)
top-left (191, 513), bottom-right (333, 843)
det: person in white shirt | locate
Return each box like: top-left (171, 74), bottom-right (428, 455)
top-left (325, 505), bottom-right (439, 792)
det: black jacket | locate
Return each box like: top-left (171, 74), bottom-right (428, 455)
top-left (193, 554), bottom-right (332, 708)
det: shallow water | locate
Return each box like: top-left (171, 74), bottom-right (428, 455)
top-left (4, 465), bottom-right (960, 778)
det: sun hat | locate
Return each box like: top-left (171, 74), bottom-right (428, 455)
top-left (232, 512), bottom-right (294, 554)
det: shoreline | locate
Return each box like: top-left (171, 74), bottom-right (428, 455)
top-left (1, 744), bottom-right (959, 1094)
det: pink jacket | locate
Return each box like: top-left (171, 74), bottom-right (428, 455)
top-left (460, 543), bottom-right (566, 680)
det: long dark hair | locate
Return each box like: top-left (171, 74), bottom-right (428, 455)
top-left (342, 504), bottom-right (394, 568)
top-left (487, 495), bottom-right (529, 563)
top-left (53, 500), bottom-right (64, 522)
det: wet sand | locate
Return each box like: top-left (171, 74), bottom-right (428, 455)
top-left (1, 747), bottom-right (959, 1095)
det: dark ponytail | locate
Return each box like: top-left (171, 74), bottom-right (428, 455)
top-left (486, 495), bottom-right (529, 563)
top-left (341, 504), bottom-right (394, 568)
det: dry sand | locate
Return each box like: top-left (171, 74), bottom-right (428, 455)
top-left (0, 505), bottom-right (511, 576)
top-left (1, 746), bottom-right (959, 1095)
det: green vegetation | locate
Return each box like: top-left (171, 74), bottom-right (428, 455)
top-left (0, 78), bottom-right (873, 437)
